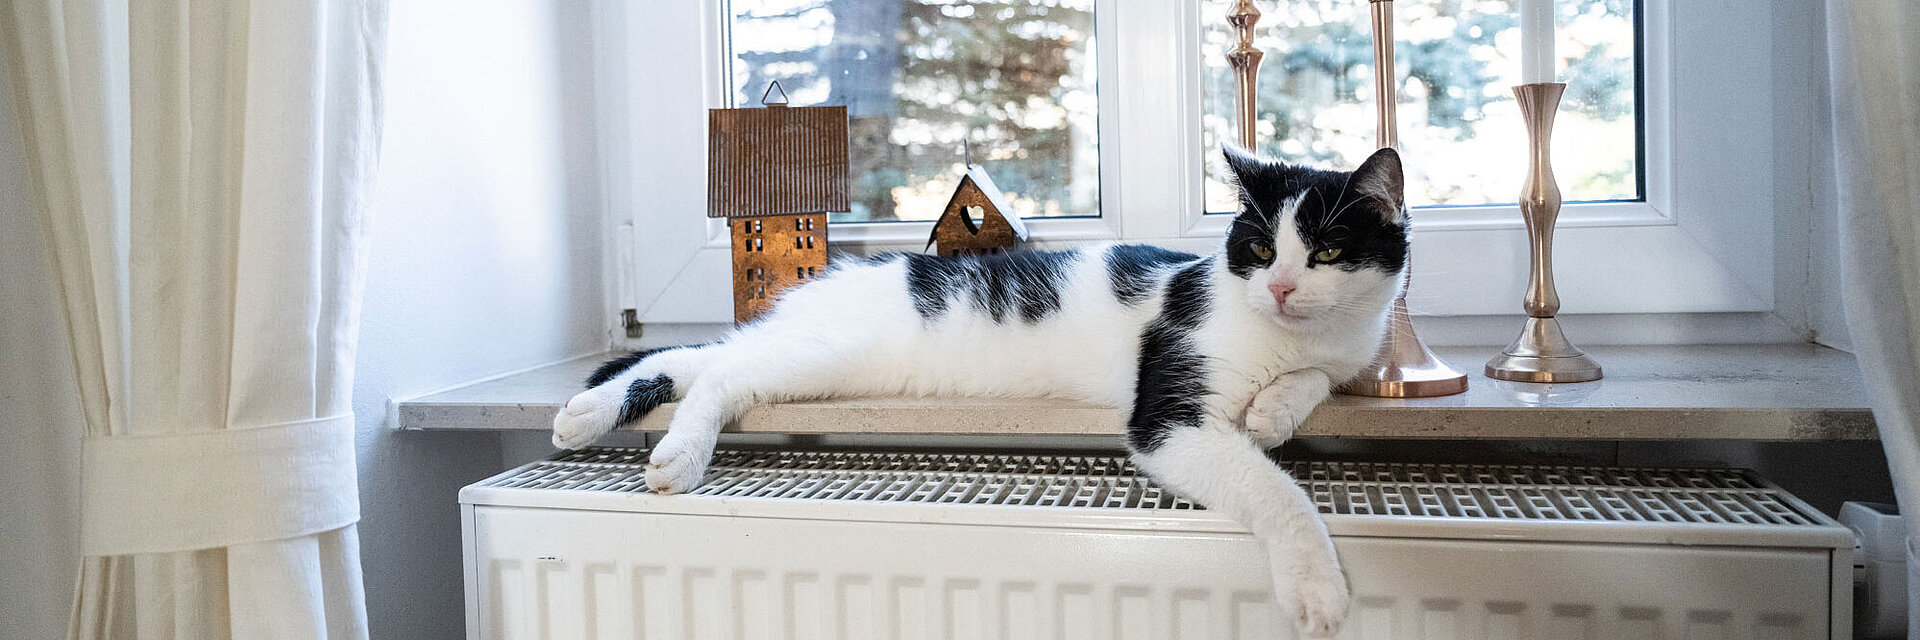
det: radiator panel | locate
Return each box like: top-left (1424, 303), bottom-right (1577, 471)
top-left (469, 507), bottom-right (1835, 640)
top-left (462, 449), bottom-right (1850, 639)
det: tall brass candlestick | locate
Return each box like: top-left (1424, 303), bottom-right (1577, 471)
top-left (1485, 82), bottom-right (1602, 383)
top-left (1227, 0), bottom-right (1263, 149)
top-left (1336, 0), bottom-right (1469, 398)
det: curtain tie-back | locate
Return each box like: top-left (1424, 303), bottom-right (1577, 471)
top-left (80, 415), bottom-right (358, 556)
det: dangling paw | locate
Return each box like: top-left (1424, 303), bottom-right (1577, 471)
top-left (645, 435), bottom-right (713, 494)
top-left (1242, 370), bottom-right (1331, 448)
top-left (1271, 550), bottom-right (1352, 638)
top-left (552, 386), bottom-right (622, 449)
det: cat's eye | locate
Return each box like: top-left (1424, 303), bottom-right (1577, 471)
top-left (1249, 241), bottom-right (1275, 261)
top-left (1314, 248), bottom-right (1344, 262)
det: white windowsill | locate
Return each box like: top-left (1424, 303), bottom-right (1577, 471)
top-left (394, 344), bottom-right (1875, 441)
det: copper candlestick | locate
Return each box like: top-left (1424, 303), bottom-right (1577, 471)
top-left (1485, 82), bottom-right (1602, 383)
top-left (1336, 0), bottom-right (1469, 397)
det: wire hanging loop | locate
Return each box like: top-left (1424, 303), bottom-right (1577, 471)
top-left (760, 80), bottom-right (791, 106)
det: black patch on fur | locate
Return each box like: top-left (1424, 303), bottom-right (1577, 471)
top-left (619, 375), bottom-right (675, 426)
top-left (903, 253), bottom-right (964, 318)
top-left (587, 345), bottom-right (706, 427)
top-left (986, 250), bottom-right (1078, 322)
top-left (1105, 244), bottom-right (1199, 306)
top-left (1127, 259), bottom-right (1214, 453)
top-left (585, 345), bottom-right (693, 388)
top-left (1220, 145), bottom-right (1408, 279)
top-left (586, 352), bottom-right (644, 387)
top-left (902, 249), bottom-right (1079, 323)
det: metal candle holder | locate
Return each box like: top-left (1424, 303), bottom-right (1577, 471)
top-left (1485, 82), bottom-right (1603, 383)
top-left (1227, 0), bottom-right (1264, 149)
top-left (1335, 0), bottom-right (1469, 397)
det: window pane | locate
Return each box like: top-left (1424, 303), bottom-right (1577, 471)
top-left (730, 0), bottom-right (1101, 223)
top-left (1200, 0), bottom-right (1638, 212)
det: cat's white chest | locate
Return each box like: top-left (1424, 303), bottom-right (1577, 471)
top-left (1193, 330), bottom-right (1298, 406)
top-left (1193, 303), bottom-right (1377, 412)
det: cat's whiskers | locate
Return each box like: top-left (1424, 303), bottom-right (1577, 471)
top-left (1230, 215), bottom-right (1274, 239)
top-left (1323, 192), bottom-right (1376, 228)
top-left (1306, 187), bottom-right (1341, 237)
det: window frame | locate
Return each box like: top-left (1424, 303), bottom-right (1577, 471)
top-left (608, 0), bottom-right (1785, 325)
top-left (798, 0), bottom-right (1128, 247)
top-left (1180, 0), bottom-right (1671, 239)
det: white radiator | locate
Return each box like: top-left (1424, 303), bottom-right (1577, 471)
top-left (461, 448), bottom-right (1854, 639)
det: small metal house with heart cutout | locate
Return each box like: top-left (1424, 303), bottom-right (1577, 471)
top-left (926, 165), bottom-right (1029, 258)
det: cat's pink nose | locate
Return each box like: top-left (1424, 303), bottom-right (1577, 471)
top-left (1269, 280), bottom-right (1297, 307)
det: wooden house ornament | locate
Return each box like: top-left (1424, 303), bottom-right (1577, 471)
top-left (926, 164), bottom-right (1029, 257)
top-left (707, 84), bottom-right (848, 324)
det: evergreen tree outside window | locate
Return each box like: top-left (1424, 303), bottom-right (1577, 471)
top-left (729, 0), bottom-right (1101, 223)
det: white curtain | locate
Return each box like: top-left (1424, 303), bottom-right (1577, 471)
top-left (3, 0), bottom-right (388, 638)
top-left (1828, 1), bottom-right (1920, 637)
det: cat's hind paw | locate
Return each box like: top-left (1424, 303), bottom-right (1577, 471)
top-left (552, 387), bottom-right (622, 449)
top-left (645, 437), bottom-right (712, 494)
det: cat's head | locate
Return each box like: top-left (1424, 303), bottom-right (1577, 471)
top-left (1219, 145), bottom-right (1409, 327)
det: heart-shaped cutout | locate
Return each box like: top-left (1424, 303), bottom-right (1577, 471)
top-left (961, 205), bottom-right (988, 236)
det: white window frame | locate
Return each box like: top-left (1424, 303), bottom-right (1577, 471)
top-left (603, 0), bottom-right (1788, 325)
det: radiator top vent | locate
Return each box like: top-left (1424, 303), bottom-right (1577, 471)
top-left (481, 447), bottom-right (1824, 527)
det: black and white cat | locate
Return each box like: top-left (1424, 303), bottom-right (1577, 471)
top-left (553, 146), bottom-right (1409, 637)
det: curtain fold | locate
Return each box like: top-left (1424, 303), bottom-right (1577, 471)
top-left (1828, 1), bottom-right (1920, 637)
top-left (4, 0), bottom-right (388, 638)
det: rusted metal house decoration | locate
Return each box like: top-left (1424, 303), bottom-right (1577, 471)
top-left (925, 165), bottom-right (1029, 257)
top-left (708, 84), bottom-right (849, 324)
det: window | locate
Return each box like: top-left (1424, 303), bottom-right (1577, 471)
top-left (610, 0), bottom-right (1805, 324)
top-left (728, 0), bottom-right (1101, 223)
top-left (1199, 0), bottom-right (1639, 212)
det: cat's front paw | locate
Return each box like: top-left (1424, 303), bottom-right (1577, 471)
top-left (645, 436), bottom-right (713, 494)
top-left (1243, 393), bottom-right (1304, 449)
top-left (1272, 551), bottom-right (1351, 638)
top-left (552, 387), bottom-right (622, 449)
top-left (1242, 371), bottom-right (1330, 448)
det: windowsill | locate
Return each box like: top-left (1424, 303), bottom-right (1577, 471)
top-left (394, 344), bottom-right (1876, 441)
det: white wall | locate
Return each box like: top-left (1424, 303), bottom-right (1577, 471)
top-left (352, 1), bottom-right (605, 637)
top-left (0, 47), bottom-right (85, 640)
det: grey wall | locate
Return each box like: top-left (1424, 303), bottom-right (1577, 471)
top-left (353, 1), bottom-right (604, 638)
top-left (1773, 0), bottom-right (1853, 351)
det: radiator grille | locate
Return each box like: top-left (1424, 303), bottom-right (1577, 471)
top-left (481, 447), bottom-right (1823, 526)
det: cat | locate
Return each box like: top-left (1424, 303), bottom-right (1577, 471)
top-left (552, 146), bottom-right (1408, 637)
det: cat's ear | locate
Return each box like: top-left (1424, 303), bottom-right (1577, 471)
top-left (1348, 147), bottom-right (1406, 225)
top-left (1220, 144), bottom-right (1267, 188)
